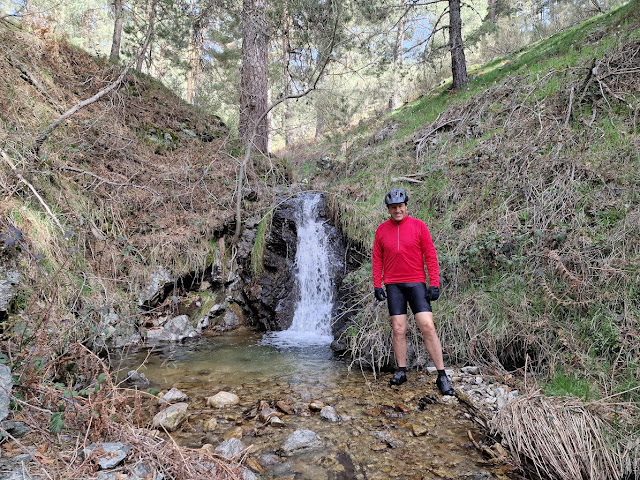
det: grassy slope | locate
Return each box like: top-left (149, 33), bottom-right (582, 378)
top-left (313, 0), bottom-right (640, 400)
top-left (0, 22), bottom-right (275, 353)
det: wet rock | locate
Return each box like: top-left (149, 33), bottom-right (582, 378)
top-left (0, 365), bottom-right (13, 421)
top-left (203, 417), bottom-right (218, 431)
top-left (224, 426), bottom-right (243, 440)
top-left (269, 416), bottom-right (286, 428)
top-left (207, 391), bottom-right (239, 408)
top-left (152, 402), bottom-right (188, 432)
top-left (411, 424), bottom-right (428, 437)
top-left (320, 406), bottom-right (340, 423)
top-left (145, 315), bottom-right (199, 343)
top-left (242, 467), bottom-right (260, 480)
top-left (276, 400), bottom-right (294, 415)
top-left (160, 387), bottom-right (188, 404)
top-left (245, 457), bottom-right (264, 474)
top-left (124, 370), bottom-right (149, 387)
top-left (280, 430), bottom-right (321, 456)
top-left (215, 438), bottom-right (245, 458)
top-left (83, 442), bottom-right (132, 469)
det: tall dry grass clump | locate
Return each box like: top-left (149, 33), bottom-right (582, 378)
top-left (492, 393), bottom-right (639, 480)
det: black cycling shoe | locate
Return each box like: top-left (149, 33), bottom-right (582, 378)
top-left (436, 375), bottom-right (455, 395)
top-left (390, 371), bottom-right (407, 386)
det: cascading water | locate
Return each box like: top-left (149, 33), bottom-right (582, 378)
top-left (263, 193), bottom-right (341, 347)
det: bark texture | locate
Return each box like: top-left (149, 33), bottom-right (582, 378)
top-left (239, 0), bottom-right (269, 154)
top-left (109, 0), bottom-right (124, 62)
top-left (449, 0), bottom-right (469, 90)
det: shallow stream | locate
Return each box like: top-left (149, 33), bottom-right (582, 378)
top-left (120, 330), bottom-right (516, 480)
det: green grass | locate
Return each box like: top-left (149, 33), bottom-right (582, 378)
top-left (544, 372), bottom-right (593, 400)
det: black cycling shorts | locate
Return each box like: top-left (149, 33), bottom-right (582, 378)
top-left (386, 282), bottom-right (432, 316)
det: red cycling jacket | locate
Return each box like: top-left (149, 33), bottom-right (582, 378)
top-left (372, 215), bottom-right (440, 288)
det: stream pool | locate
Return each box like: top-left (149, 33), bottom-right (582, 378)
top-left (118, 329), bottom-right (517, 480)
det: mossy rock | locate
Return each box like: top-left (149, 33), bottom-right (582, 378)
top-left (140, 125), bottom-right (179, 153)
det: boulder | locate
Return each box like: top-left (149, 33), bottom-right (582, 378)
top-left (138, 266), bottom-right (174, 308)
top-left (152, 402), bottom-right (188, 432)
top-left (145, 315), bottom-right (199, 343)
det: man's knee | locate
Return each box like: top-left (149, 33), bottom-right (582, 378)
top-left (391, 316), bottom-right (407, 336)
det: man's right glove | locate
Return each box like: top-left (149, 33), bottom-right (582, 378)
top-left (426, 286), bottom-right (440, 301)
top-left (374, 287), bottom-right (387, 301)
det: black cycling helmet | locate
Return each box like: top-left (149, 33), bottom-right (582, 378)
top-left (384, 188), bottom-right (409, 206)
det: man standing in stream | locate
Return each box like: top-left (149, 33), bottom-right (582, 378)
top-left (372, 188), bottom-right (455, 395)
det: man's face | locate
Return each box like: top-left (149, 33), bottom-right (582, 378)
top-left (387, 202), bottom-right (407, 222)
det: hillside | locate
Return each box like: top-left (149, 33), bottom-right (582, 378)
top-left (1, 1), bottom-right (640, 478)
top-left (299, 1), bottom-right (640, 475)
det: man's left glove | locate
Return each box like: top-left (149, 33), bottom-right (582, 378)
top-left (426, 286), bottom-right (440, 301)
top-left (374, 287), bottom-right (387, 301)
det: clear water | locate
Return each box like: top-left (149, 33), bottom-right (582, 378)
top-left (118, 331), bottom-right (515, 480)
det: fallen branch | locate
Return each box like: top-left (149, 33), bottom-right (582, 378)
top-left (2, 150), bottom-right (65, 234)
top-left (59, 166), bottom-right (159, 196)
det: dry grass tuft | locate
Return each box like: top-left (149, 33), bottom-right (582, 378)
top-left (492, 393), bottom-right (639, 480)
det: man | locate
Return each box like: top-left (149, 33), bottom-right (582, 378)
top-left (372, 188), bottom-right (454, 395)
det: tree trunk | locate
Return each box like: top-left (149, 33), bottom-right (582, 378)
top-left (388, 0), bottom-right (407, 110)
top-left (137, 0), bottom-right (157, 73)
top-left (186, 0), bottom-right (202, 104)
top-left (449, 0), bottom-right (468, 90)
top-left (487, 0), bottom-right (498, 24)
top-left (109, 0), bottom-right (124, 62)
top-left (281, 8), bottom-right (294, 146)
top-left (239, 0), bottom-right (269, 154)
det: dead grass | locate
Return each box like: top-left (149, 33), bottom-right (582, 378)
top-left (4, 343), bottom-right (245, 479)
top-left (492, 393), bottom-right (640, 480)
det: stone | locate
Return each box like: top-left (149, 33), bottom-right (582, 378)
top-left (242, 467), bottom-right (260, 480)
top-left (269, 417), bottom-right (286, 428)
top-left (281, 430), bottom-right (321, 456)
top-left (1, 466), bottom-right (32, 480)
top-left (138, 267), bottom-right (173, 308)
top-left (1, 421), bottom-right (30, 438)
top-left (215, 438), bottom-right (245, 459)
top-left (224, 426), bottom-right (243, 440)
top-left (145, 315), bottom-right (199, 343)
top-left (276, 401), bottom-right (294, 415)
top-left (207, 391), bottom-right (239, 408)
top-left (83, 442), bottom-right (132, 469)
top-left (203, 417), bottom-right (218, 431)
top-left (152, 402), bottom-right (188, 432)
top-left (320, 406), bottom-right (340, 423)
top-left (124, 370), bottom-right (149, 387)
top-left (461, 366), bottom-right (481, 375)
top-left (309, 401), bottom-right (324, 412)
top-left (411, 424), bottom-right (428, 437)
top-left (0, 365), bottom-right (13, 421)
top-left (245, 457), bottom-right (264, 473)
top-left (160, 387), bottom-right (188, 404)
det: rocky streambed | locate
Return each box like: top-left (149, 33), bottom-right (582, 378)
top-left (113, 330), bottom-right (520, 480)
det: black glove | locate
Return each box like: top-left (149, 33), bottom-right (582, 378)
top-left (374, 287), bottom-right (387, 301)
top-left (426, 286), bottom-right (440, 301)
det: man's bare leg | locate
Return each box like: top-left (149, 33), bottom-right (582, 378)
top-left (390, 314), bottom-right (408, 367)
top-left (414, 311), bottom-right (445, 370)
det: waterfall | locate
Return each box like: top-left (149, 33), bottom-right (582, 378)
top-left (263, 193), bottom-right (340, 347)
